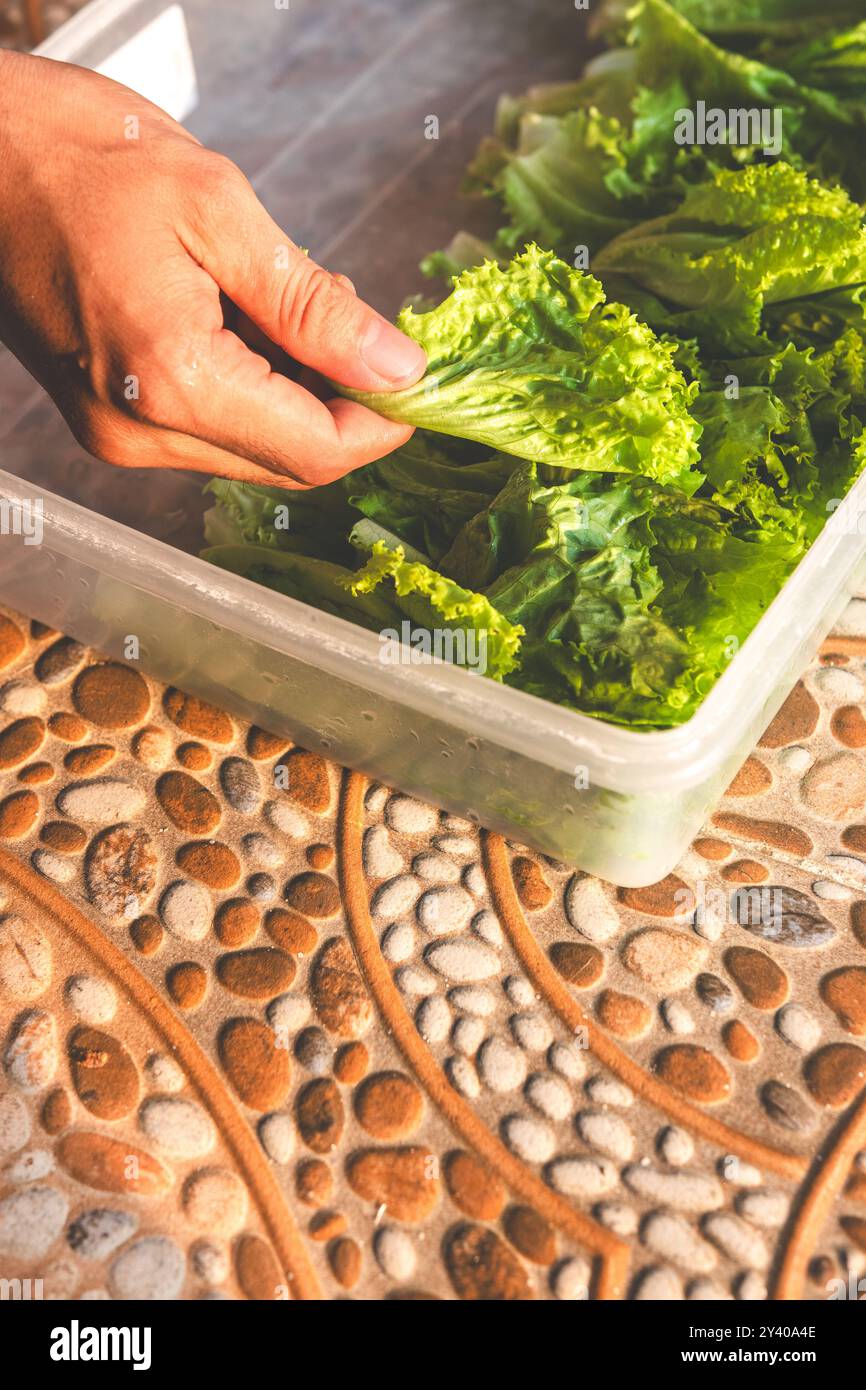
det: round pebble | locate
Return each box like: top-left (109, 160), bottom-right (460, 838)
top-left (502, 1114), bottom-right (555, 1163)
top-left (525, 1073), bottom-right (572, 1121)
top-left (258, 1112), bottom-right (295, 1164)
top-left (381, 922), bottom-right (415, 963)
top-left (110, 1236), bottom-right (185, 1300)
top-left (446, 1054), bottom-right (480, 1098)
top-left (363, 825), bottom-right (402, 878)
top-left (565, 876), bottom-right (620, 942)
top-left (471, 910), bottom-right (503, 946)
top-left (159, 880), bottom-right (211, 941)
top-left (219, 757), bottom-right (261, 814)
top-left (385, 796), bottom-right (438, 834)
top-left (374, 1227), bottom-right (416, 1281)
top-left (775, 1002), bottom-right (821, 1051)
top-left (415, 994), bottom-right (451, 1043)
top-left (449, 985), bottom-right (496, 1016)
top-left (416, 885), bottom-right (474, 936)
top-left (658, 1126), bottom-right (694, 1167)
top-left (139, 1097), bottom-right (215, 1158)
top-left (0, 1092), bottom-right (31, 1151)
top-left (551, 1256), bottom-right (591, 1301)
top-left (477, 1036), bottom-right (527, 1093)
top-left (64, 974), bottom-right (116, 1025)
top-left (576, 1110), bottom-right (634, 1162)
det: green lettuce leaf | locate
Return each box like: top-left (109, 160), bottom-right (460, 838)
top-left (335, 245), bottom-right (701, 486)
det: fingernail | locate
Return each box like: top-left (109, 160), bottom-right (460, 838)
top-left (360, 316), bottom-right (427, 386)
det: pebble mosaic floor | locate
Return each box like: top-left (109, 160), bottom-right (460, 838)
top-left (2, 599), bottom-right (866, 1301)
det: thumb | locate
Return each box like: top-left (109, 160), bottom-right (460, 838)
top-left (183, 166), bottom-right (427, 392)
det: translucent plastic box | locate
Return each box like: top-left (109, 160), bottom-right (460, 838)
top-left (2, 0), bottom-right (866, 886)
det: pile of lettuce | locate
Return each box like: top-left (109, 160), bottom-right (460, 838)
top-left (202, 0), bottom-right (866, 730)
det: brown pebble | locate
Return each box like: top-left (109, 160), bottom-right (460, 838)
top-left (333, 1041), bottom-right (369, 1085)
top-left (296, 1158), bottom-right (332, 1207)
top-left (131, 725), bottom-right (170, 769)
top-left (57, 1132), bottom-right (170, 1195)
top-left (845, 1173), bottom-right (866, 1203)
top-left (711, 812), bottom-right (812, 857)
top-left (619, 874), bottom-right (694, 918)
top-left (214, 898), bottom-right (259, 947)
top-left (446, 1224), bottom-right (533, 1301)
top-left (68, 1027), bottom-right (140, 1121)
top-left (234, 1234), bottom-right (283, 1300)
top-left (307, 843), bottom-right (334, 869)
top-left (512, 856), bottom-right (552, 910)
top-left (843, 826), bottom-right (866, 854)
top-left (726, 756), bottom-right (772, 797)
top-left (176, 840), bottom-right (241, 890)
top-left (693, 837), bottom-right (732, 862)
top-left (723, 1019), bottom-right (760, 1062)
top-left (720, 859), bottom-right (769, 884)
top-left (0, 789), bottom-right (39, 838)
top-left (17, 762), bottom-right (53, 785)
top-left (177, 741), bottom-right (212, 770)
top-left (330, 1237), bottom-right (362, 1289)
top-left (355, 1071), bottom-right (423, 1140)
top-left (309, 1210), bottom-right (347, 1241)
top-left (821, 652), bottom-right (849, 666)
top-left (40, 820), bottom-right (87, 853)
top-left (247, 727), bottom-right (290, 760)
top-left (820, 967), bottom-right (866, 1035)
top-left (724, 946), bottom-right (789, 1010)
top-left (217, 947), bottom-right (295, 999)
top-left (63, 744), bottom-right (115, 776)
top-left (804, 1043), bottom-right (866, 1108)
top-left (853, 901), bottom-right (866, 949)
top-left (31, 621), bottom-right (55, 640)
top-left (35, 637), bottom-right (85, 686)
top-left (504, 1206), bottom-right (556, 1265)
top-left (41, 1087), bottom-right (72, 1135)
top-left (219, 1017), bottom-right (291, 1111)
top-left (167, 961), bottom-right (208, 1010)
top-left (73, 663), bottom-right (150, 729)
top-left (275, 749), bottom-right (331, 812)
top-left (0, 716), bottom-right (45, 768)
top-left (832, 706), bottom-right (866, 749)
top-left (284, 871), bottom-right (340, 918)
top-left (129, 914), bottom-right (163, 956)
top-left (0, 615), bottom-right (25, 670)
top-left (596, 988), bottom-right (652, 1038)
top-left (163, 687), bottom-right (233, 743)
top-left (759, 681), bottom-right (819, 748)
top-left (156, 771), bottom-right (221, 835)
top-left (841, 1215), bottom-right (866, 1253)
top-left (296, 1078), bottom-right (344, 1153)
top-left (48, 711), bottom-right (88, 742)
top-left (802, 752), bottom-right (866, 822)
top-left (550, 941), bottom-right (604, 988)
top-left (347, 1147), bottom-right (440, 1223)
top-left (311, 938), bottom-right (373, 1039)
top-left (265, 907), bottom-right (317, 955)
top-left (444, 1150), bottom-right (506, 1221)
top-left (655, 1045), bottom-right (731, 1104)
top-left (809, 1255), bottom-right (835, 1287)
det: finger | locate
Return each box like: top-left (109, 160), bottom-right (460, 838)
top-left (179, 166), bottom-right (426, 392)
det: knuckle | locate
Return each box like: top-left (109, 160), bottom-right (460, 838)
top-left (199, 151), bottom-right (250, 209)
top-left (280, 262), bottom-right (345, 343)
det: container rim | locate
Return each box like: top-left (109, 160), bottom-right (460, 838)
top-left (2, 464), bottom-right (864, 795)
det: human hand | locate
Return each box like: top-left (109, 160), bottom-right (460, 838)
top-left (0, 52), bottom-right (426, 489)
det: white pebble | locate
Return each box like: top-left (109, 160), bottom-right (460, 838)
top-left (548, 1155), bottom-right (618, 1198)
top-left (413, 852), bottom-right (460, 885)
top-left (192, 1240), bottom-right (228, 1285)
top-left (416, 886), bottom-right (474, 936)
top-left (445, 1054), bottom-right (480, 1098)
top-left (0, 1186), bottom-right (68, 1260)
top-left (426, 938), bottom-right (499, 982)
top-left (594, 1201), bottom-right (638, 1237)
top-left (551, 1256), bottom-right (591, 1300)
top-left (258, 1113), bottom-right (295, 1164)
top-left (824, 854), bottom-right (866, 882)
top-left (510, 1012), bottom-right (551, 1053)
top-left (433, 833), bottom-right (476, 858)
top-left (64, 974), bottom-right (116, 1025)
top-left (449, 986), bottom-right (496, 1017)
top-left (634, 1267), bottom-right (683, 1300)
top-left (702, 1213), bottom-right (769, 1270)
top-left (0, 1093), bottom-right (31, 1152)
top-left (385, 796), bottom-right (438, 835)
top-left (415, 994), bottom-right (451, 1044)
top-left (811, 879), bottom-right (851, 901)
top-left (775, 1002), bottom-right (821, 1051)
top-left (718, 1157), bottom-right (762, 1187)
top-left (624, 1165), bottom-right (724, 1212)
top-left (32, 850), bottom-right (76, 885)
top-left (145, 1054), bottom-right (185, 1093)
top-left (688, 1277), bottom-right (732, 1301)
top-left (661, 998), bottom-right (695, 1034)
top-left (584, 1076), bottom-right (633, 1108)
top-left (364, 784), bottom-right (389, 815)
top-left (451, 1016), bottom-right (485, 1056)
top-left (477, 1036), bottom-right (527, 1092)
top-left (658, 1126), bottom-right (694, 1167)
top-left (462, 863), bottom-right (485, 897)
top-left (241, 833), bottom-right (282, 868)
top-left (56, 779), bottom-right (145, 824)
top-left (264, 800), bottom-right (309, 839)
top-left (777, 745), bottom-right (812, 775)
top-left (564, 876), bottom-right (620, 942)
top-left (549, 1041), bottom-right (587, 1082)
top-left (471, 910), bottom-right (503, 946)
top-left (0, 680), bottom-right (46, 715)
top-left (363, 824), bottom-right (403, 878)
top-left (502, 1114), bottom-right (555, 1163)
top-left (266, 993), bottom-right (310, 1033)
top-left (835, 597), bottom-right (866, 637)
top-left (159, 880), bottom-right (211, 941)
top-left (8, 1147), bottom-right (55, 1182)
top-left (139, 1097), bottom-right (215, 1159)
top-left (642, 1212), bottom-right (717, 1273)
top-left (736, 1271), bottom-right (767, 1301)
top-left (735, 1189), bottom-right (789, 1229)
top-left (375, 1227), bottom-right (416, 1281)
top-left (576, 1110), bottom-right (634, 1162)
top-left (504, 975), bottom-right (535, 1009)
top-left (814, 667), bottom-right (862, 699)
top-left (372, 875), bottom-right (418, 919)
top-left (394, 965), bottom-right (437, 997)
top-left (525, 1073), bottom-right (572, 1122)
top-left (110, 1236), bottom-right (185, 1301)
top-left (380, 922), bottom-right (415, 963)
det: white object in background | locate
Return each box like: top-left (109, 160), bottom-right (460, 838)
top-left (38, 2), bottom-right (198, 123)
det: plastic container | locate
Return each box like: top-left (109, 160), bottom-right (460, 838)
top-left (2, 0), bottom-right (866, 885)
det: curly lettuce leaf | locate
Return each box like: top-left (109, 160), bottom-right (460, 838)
top-left (335, 245), bottom-right (701, 486)
top-left (347, 541), bottom-right (524, 680)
